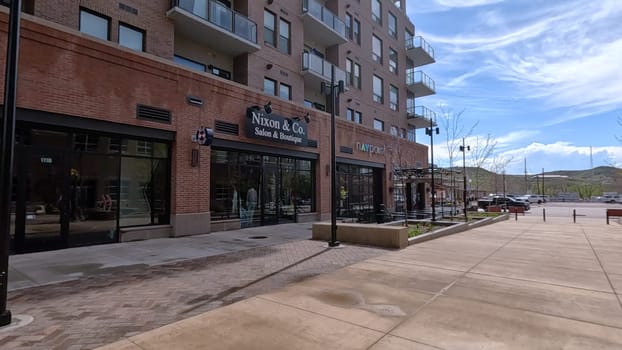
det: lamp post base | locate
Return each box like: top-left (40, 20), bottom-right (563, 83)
top-left (328, 241), bottom-right (341, 247)
top-left (0, 310), bottom-right (11, 327)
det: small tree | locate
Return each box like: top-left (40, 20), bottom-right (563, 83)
top-left (438, 106), bottom-right (477, 212)
top-left (469, 134), bottom-right (497, 198)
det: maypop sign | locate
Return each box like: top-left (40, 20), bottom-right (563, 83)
top-left (246, 107), bottom-right (308, 146)
top-left (356, 142), bottom-right (385, 155)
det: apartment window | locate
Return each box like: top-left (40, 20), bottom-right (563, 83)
top-left (372, 0), bottom-right (382, 25)
top-left (389, 85), bottom-right (398, 111)
top-left (400, 128), bottom-right (406, 138)
top-left (407, 128), bottom-right (416, 142)
top-left (79, 8), bottom-right (110, 40)
top-left (373, 75), bottom-right (383, 103)
top-left (264, 10), bottom-right (276, 47)
top-left (346, 59), bottom-right (353, 86)
top-left (389, 48), bottom-right (398, 74)
top-left (345, 13), bottom-right (353, 40)
top-left (390, 126), bottom-right (398, 136)
top-left (174, 55), bottom-right (206, 72)
top-left (372, 35), bottom-right (383, 64)
top-left (405, 29), bottom-right (414, 46)
top-left (353, 63), bottom-right (361, 89)
top-left (279, 83), bottom-right (291, 100)
top-left (346, 108), bottom-right (362, 124)
top-left (119, 23), bottom-right (144, 52)
top-left (353, 18), bottom-right (361, 45)
top-left (264, 77), bottom-right (277, 96)
top-left (373, 119), bottom-right (384, 131)
top-left (354, 111), bottom-right (362, 124)
top-left (388, 12), bottom-right (397, 39)
top-left (279, 18), bottom-right (291, 54)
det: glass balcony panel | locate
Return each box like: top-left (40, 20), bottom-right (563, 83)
top-left (210, 1), bottom-right (233, 31)
top-left (171, 0), bottom-right (257, 45)
top-left (234, 13), bottom-right (256, 42)
top-left (302, 0), bottom-right (346, 37)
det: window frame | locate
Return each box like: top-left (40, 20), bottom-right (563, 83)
top-left (372, 35), bottom-right (383, 64)
top-left (279, 82), bottom-right (292, 100)
top-left (264, 77), bottom-right (277, 96)
top-left (388, 12), bottom-right (397, 39)
top-left (353, 18), bottom-right (361, 45)
top-left (353, 62), bottom-right (361, 89)
top-left (389, 48), bottom-right (398, 74)
top-left (278, 18), bottom-right (291, 54)
top-left (354, 111), bottom-right (362, 124)
top-left (173, 55), bottom-right (207, 72)
top-left (389, 85), bottom-right (399, 111)
top-left (79, 7), bottom-right (111, 41)
top-left (118, 22), bottom-right (145, 52)
top-left (373, 118), bottom-right (385, 131)
top-left (372, 0), bottom-right (382, 25)
top-left (373, 75), bottom-right (384, 104)
top-left (346, 58), bottom-right (353, 87)
top-left (264, 9), bottom-right (276, 47)
top-left (345, 13), bottom-right (353, 40)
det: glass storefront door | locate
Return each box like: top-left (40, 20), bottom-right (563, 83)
top-left (261, 156), bottom-right (279, 225)
top-left (14, 148), bottom-right (69, 252)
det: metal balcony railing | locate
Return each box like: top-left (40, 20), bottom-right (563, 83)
top-left (302, 51), bottom-right (346, 82)
top-left (406, 70), bottom-right (435, 91)
top-left (173, 0), bottom-right (257, 44)
top-left (302, 0), bottom-right (346, 37)
top-left (406, 36), bottom-right (435, 59)
top-left (407, 105), bottom-right (437, 120)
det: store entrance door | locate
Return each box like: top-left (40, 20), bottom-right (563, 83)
top-left (13, 147), bottom-right (70, 253)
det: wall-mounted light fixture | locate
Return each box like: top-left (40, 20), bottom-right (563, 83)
top-left (290, 112), bottom-right (310, 124)
top-left (266, 63), bottom-right (273, 70)
top-left (264, 101), bottom-right (272, 114)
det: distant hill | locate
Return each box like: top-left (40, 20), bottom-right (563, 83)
top-left (456, 166), bottom-right (622, 199)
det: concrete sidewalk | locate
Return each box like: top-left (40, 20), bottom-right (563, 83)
top-left (98, 217), bottom-right (622, 350)
top-left (8, 222), bottom-right (313, 291)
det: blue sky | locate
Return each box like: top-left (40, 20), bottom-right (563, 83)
top-left (406, 0), bottom-right (622, 174)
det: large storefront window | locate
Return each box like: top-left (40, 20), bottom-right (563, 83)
top-left (210, 149), bottom-right (315, 227)
top-left (337, 164), bottom-right (381, 222)
top-left (11, 125), bottom-right (170, 253)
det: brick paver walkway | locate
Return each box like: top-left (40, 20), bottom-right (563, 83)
top-left (0, 240), bottom-right (387, 350)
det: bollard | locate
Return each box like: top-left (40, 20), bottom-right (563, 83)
top-left (573, 209), bottom-right (576, 223)
top-left (515, 210), bottom-right (518, 221)
top-left (543, 208), bottom-right (546, 222)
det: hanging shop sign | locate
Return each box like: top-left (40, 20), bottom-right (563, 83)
top-left (246, 107), bottom-right (308, 146)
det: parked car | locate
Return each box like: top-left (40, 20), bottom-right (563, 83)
top-left (525, 195), bottom-right (547, 204)
top-left (491, 196), bottom-right (530, 211)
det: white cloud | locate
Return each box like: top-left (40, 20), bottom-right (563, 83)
top-left (435, 0), bottom-right (504, 8)
top-left (416, 0), bottom-right (622, 126)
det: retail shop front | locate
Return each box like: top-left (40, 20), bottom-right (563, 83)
top-left (209, 106), bottom-right (317, 230)
top-left (10, 110), bottom-right (174, 254)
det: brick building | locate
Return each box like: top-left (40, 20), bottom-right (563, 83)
top-left (0, 0), bottom-right (435, 253)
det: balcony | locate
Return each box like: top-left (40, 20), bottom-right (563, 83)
top-left (406, 36), bottom-right (435, 67)
top-left (302, 51), bottom-right (346, 90)
top-left (168, 0), bottom-right (260, 56)
top-left (406, 70), bottom-right (435, 97)
top-left (301, 0), bottom-right (347, 47)
top-left (407, 105), bottom-right (437, 129)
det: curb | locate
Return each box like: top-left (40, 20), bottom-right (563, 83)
top-left (408, 213), bottom-right (509, 245)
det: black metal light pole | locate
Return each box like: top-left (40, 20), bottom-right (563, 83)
top-left (425, 119), bottom-right (439, 221)
top-left (459, 138), bottom-right (470, 222)
top-left (1, 0), bottom-right (22, 327)
top-left (321, 65), bottom-right (344, 247)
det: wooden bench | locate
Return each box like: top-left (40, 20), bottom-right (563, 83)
top-left (508, 206), bottom-right (525, 215)
top-left (606, 209), bottom-right (622, 224)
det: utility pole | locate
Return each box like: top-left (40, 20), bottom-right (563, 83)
top-left (1, 0), bottom-right (23, 327)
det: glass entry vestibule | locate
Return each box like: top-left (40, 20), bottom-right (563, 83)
top-left (10, 125), bottom-right (171, 253)
top-left (210, 149), bottom-right (315, 227)
top-left (336, 163), bottom-right (384, 223)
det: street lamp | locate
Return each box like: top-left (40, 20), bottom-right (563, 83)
top-left (425, 119), bottom-right (439, 221)
top-left (0, 0), bottom-right (22, 327)
top-left (459, 138), bottom-right (470, 222)
top-left (321, 65), bottom-right (344, 247)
